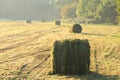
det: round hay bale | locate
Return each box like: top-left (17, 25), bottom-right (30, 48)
top-left (50, 39), bottom-right (90, 75)
top-left (26, 20), bottom-right (31, 24)
top-left (72, 24), bottom-right (82, 33)
top-left (55, 20), bottom-right (61, 26)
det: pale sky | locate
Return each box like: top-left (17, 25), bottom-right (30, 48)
top-left (0, 0), bottom-right (59, 20)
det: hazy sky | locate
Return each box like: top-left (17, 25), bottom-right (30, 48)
top-left (0, 0), bottom-right (59, 20)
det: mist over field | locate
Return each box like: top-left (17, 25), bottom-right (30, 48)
top-left (0, 0), bottom-right (59, 20)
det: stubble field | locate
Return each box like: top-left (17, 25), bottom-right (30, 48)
top-left (0, 21), bottom-right (120, 80)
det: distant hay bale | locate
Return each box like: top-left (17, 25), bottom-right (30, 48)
top-left (50, 39), bottom-right (90, 75)
top-left (26, 20), bottom-right (31, 24)
top-left (41, 20), bottom-right (46, 22)
top-left (55, 20), bottom-right (61, 26)
top-left (72, 24), bottom-right (82, 33)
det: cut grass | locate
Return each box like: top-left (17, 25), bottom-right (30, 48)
top-left (0, 21), bottom-right (120, 79)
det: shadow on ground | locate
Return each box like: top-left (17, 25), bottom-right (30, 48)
top-left (63, 72), bottom-right (120, 80)
top-left (81, 33), bottom-right (106, 36)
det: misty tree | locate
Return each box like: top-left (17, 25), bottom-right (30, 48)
top-left (53, 0), bottom-right (119, 24)
top-left (53, 0), bottom-right (78, 9)
top-left (60, 2), bottom-right (77, 19)
top-left (53, 0), bottom-right (78, 19)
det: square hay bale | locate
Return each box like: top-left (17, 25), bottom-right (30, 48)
top-left (26, 20), bottom-right (32, 24)
top-left (50, 39), bottom-right (90, 75)
top-left (55, 20), bottom-right (61, 26)
top-left (72, 24), bottom-right (82, 33)
top-left (41, 20), bottom-right (46, 22)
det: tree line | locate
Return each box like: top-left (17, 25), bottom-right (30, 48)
top-left (53, 0), bottom-right (120, 24)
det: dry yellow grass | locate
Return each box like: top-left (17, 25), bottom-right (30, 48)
top-left (0, 21), bottom-right (120, 80)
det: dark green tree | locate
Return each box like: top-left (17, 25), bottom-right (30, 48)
top-left (97, 0), bottom-right (118, 24)
top-left (76, 0), bottom-right (89, 18)
top-left (116, 0), bottom-right (120, 23)
top-left (77, 0), bottom-right (119, 24)
top-left (76, 0), bottom-right (100, 23)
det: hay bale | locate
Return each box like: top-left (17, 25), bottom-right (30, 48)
top-left (50, 39), bottom-right (90, 75)
top-left (72, 24), bottom-right (82, 33)
top-left (41, 20), bottom-right (46, 22)
top-left (55, 20), bottom-right (61, 26)
top-left (26, 20), bottom-right (31, 24)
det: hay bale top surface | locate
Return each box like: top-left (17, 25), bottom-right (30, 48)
top-left (72, 24), bottom-right (82, 33)
top-left (54, 39), bottom-right (89, 46)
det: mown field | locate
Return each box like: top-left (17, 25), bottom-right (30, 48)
top-left (0, 21), bottom-right (120, 80)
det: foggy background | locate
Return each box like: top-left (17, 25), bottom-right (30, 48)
top-left (0, 0), bottom-right (59, 21)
